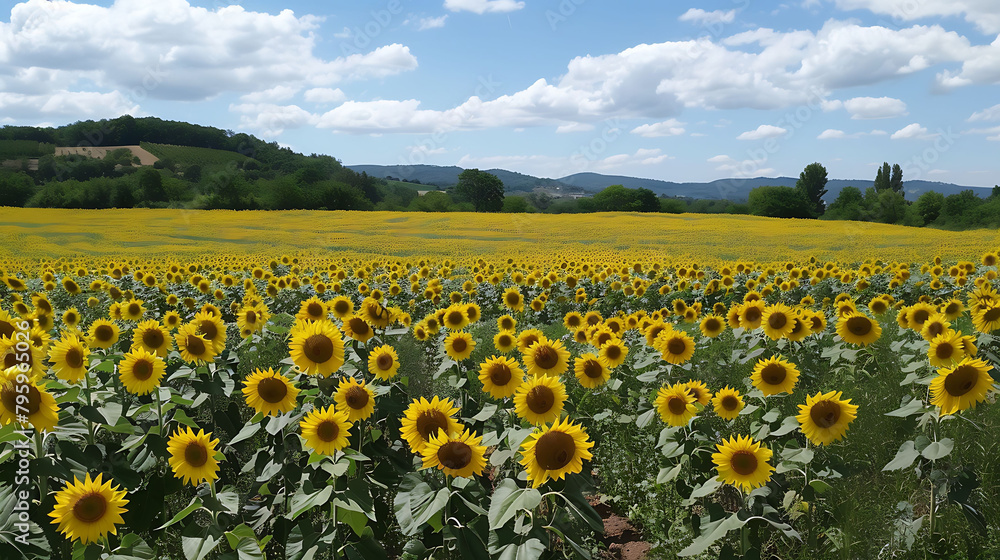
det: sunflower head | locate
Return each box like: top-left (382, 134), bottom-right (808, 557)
top-left (119, 347), bottom-right (166, 396)
top-left (712, 386), bottom-right (744, 420)
top-left (514, 375), bottom-right (568, 425)
top-left (132, 319), bottom-right (173, 357)
top-left (713, 435), bottom-right (774, 492)
top-left (0, 366), bottom-right (59, 432)
top-left (334, 376), bottom-right (376, 422)
top-left (289, 320), bottom-right (346, 376)
top-left (167, 426), bottom-right (221, 486)
top-left (242, 368), bottom-right (299, 416)
top-left (174, 322), bottom-right (217, 365)
top-left (836, 312), bottom-right (882, 346)
top-left (300, 405), bottom-right (353, 455)
top-left (48, 473), bottom-right (128, 544)
top-left (367, 344), bottom-right (400, 381)
top-left (401, 396), bottom-right (464, 454)
top-left (750, 355), bottom-right (800, 396)
top-left (478, 356), bottom-right (524, 399)
top-left (930, 357), bottom-right (995, 415)
top-left (598, 338), bottom-right (628, 369)
top-left (522, 337), bottom-right (570, 377)
top-left (444, 331), bottom-right (476, 361)
top-left (421, 428), bottom-right (487, 478)
top-left (655, 330), bottom-right (695, 365)
top-left (795, 390), bottom-right (858, 445)
top-left (573, 353), bottom-right (610, 389)
top-left (48, 334), bottom-right (90, 384)
top-left (654, 383), bottom-right (697, 427)
top-left (519, 417), bottom-right (594, 488)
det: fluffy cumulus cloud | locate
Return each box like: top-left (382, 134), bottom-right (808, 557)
top-left (312, 20), bottom-right (985, 134)
top-left (418, 15), bottom-right (448, 30)
top-left (737, 125), bottom-right (788, 140)
top-left (443, 0), bottom-right (524, 14)
top-left (630, 119), bottom-right (685, 137)
top-left (817, 128), bottom-right (887, 139)
top-left (707, 154), bottom-right (775, 177)
top-left (678, 8), bottom-right (736, 25)
top-left (303, 88), bottom-right (347, 105)
top-left (891, 123), bottom-right (937, 139)
top-left (968, 103), bottom-right (1000, 121)
top-left (0, 90), bottom-right (139, 119)
top-left (842, 96), bottom-right (908, 119)
top-left (832, 0), bottom-right (1000, 34)
top-left (0, 0), bottom-right (418, 121)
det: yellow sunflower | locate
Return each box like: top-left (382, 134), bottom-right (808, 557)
top-left (167, 426), bottom-right (221, 486)
top-left (712, 386), bottom-right (744, 420)
top-left (522, 337), bottom-right (571, 377)
top-left (131, 319), bottom-right (173, 357)
top-left (503, 287), bottom-right (524, 312)
top-left (367, 344), bottom-right (400, 381)
top-left (928, 330), bottom-right (966, 367)
top-left (48, 334), bottom-right (90, 384)
top-left (87, 319), bottom-right (120, 349)
top-left (421, 428), bottom-right (487, 478)
top-left (121, 299), bottom-right (146, 322)
top-left (712, 435), bottom-right (774, 492)
top-left (971, 302), bottom-right (1000, 334)
top-left (563, 311), bottom-right (584, 331)
top-left (516, 329), bottom-right (544, 353)
top-left (573, 353), bottom-right (610, 389)
top-left (289, 320), bottom-right (345, 377)
top-left (738, 301), bottom-right (767, 330)
top-left (329, 296), bottom-right (354, 319)
top-left (444, 331), bottom-right (476, 361)
top-left (119, 348), bottom-right (166, 395)
top-left (493, 331), bottom-right (517, 354)
top-left (598, 338), bottom-right (628, 369)
top-left (300, 405), bottom-right (353, 455)
top-left (836, 312), bottom-right (882, 346)
top-left (762, 303), bottom-right (796, 340)
top-left (750, 355), bottom-right (800, 396)
top-left (699, 315), bottom-right (726, 338)
top-left (478, 355), bottom-right (525, 399)
top-left (796, 391), bottom-right (858, 445)
top-left (0, 366), bottom-right (59, 432)
top-left (242, 368), bottom-right (299, 416)
top-left (519, 417), bottom-right (594, 488)
top-left (48, 473), bottom-right (128, 544)
top-left (442, 304), bottom-right (470, 331)
top-left (236, 303), bottom-right (269, 337)
top-left (174, 323), bottom-right (217, 365)
top-left (191, 311), bottom-right (227, 354)
top-left (655, 330), bottom-right (696, 365)
top-left (400, 396), bottom-right (464, 454)
top-left (341, 315), bottom-right (375, 343)
top-left (685, 380), bottom-right (712, 406)
top-left (296, 297), bottom-right (329, 323)
top-left (334, 376), bottom-right (376, 422)
top-left (654, 383), bottom-right (697, 426)
top-left (359, 297), bottom-right (393, 328)
top-left (514, 375), bottom-right (567, 425)
top-left (497, 314), bottom-right (517, 332)
top-left (930, 357), bottom-right (996, 415)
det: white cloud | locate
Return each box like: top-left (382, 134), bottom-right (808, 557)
top-left (843, 96), bottom-right (908, 119)
top-left (443, 0), bottom-right (525, 14)
top-left (0, 0), bottom-right (418, 109)
top-left (708, 155), bottom-right (775, 177)
top-left (817, 129), bottom-right (847, 139)
top-left (304, 88), bottom-right (346, 104)
top-left (737, 124), bottom-right (788, 140)
top-left (555, 122), bottom-right (595, 133)
top-left (630, 119), bottom-right (685, 137)
top-left (229, 103), bottom-right (315, 138)
top-left (240, 85), bottom-right (299, 104)
top-left (820, 99), bottom-right (844, 111)
top-left (968, 103), bottom-right (1000, 121)
top-left (456, 148), bottom-right (672, 178)
top-left (890, 123), bottom-right (938, 139)
top-left (0, 90), bottom-right (139, 121)
top-left (678, 8), bottom-right (736, 25)
top-left (418, 15), bottom-right (448, 30)
top-left (964, 125), bottom-right (1000, 140)
top-left (333, 27), bottom-right (352, 39)
top-left (831, 0), bottom-right (1000, 34)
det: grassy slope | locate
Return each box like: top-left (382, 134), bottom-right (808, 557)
top-left (140, 142), bottom-right (250, 173)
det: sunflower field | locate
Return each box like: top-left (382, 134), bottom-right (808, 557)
top-left (1, 208), bottom-right (1000, 559)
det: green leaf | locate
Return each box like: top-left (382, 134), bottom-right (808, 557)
top-left (921, 438), bottom-right (954, 461)
top-left (885, 398), bottom-right (926, 418)
top-left (882, 440), bottom-right (920, 471)
top-left (678, 513), bottom-right (747, 556)
top-left (157, 498), bottom-right (203, 530)
top-left (393, 477), bottom-right (450, 536)
top-left (488, 479), bottom-right (542, 530)
top-left (770, 416), bottom-right (800, 437)
top-left (635, 409), bottom-right (656, 429)
top-left (656, 463), bottom-right (684, 484)
top-left (473, 403), bottom-right (498, 422)
top-left (170, 408), bottom-right (200, 428)
top-left (181, 535), bottom-right (220, 560)
top-left (288, 486), bottom-right (333, 520)
top-left (496, 539), bottom-right (546, 560)
top-left (337, 508), bottom-right (369, 537)
top-left (689, 477), bottom-right (722, 499)
top-left (782, 447), bottom-right (814, 465)
top-left (228, 422), bottom-right (261, 446)
top-left (809, 480), bottom-right (833, 494)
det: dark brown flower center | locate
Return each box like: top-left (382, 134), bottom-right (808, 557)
top-left (72, 493), bottom-right (108, 523)
top-left (246, 311), bottom-right (257, 324)
top-left (582, 360), bottom-right (604, 379)
top-left (846, 316), bottom-right (872, 336)
top-left (64, 347), bottom-right (84, 369)
top-left (303, 334), bottom-right (334, 363)
top-left (489, 363), bottom-right (512, 385)
top-left (345, 386), bottom-right (369, 410)
top-left (984, 307), bottom-right (1000, 322)
top-left (258, 377), bottom-right (288, 403)
top-left (567, 316), bottom-right (581, 328)
top-left (667, 396), bottom-right (688, 416)
top-left (198, 320), bottom-right (218, 341)
top-left (316, 420), bottom-right (340, 442)
top-left (761, 363), bottom-right (786, 385)
top-left (604, 345), bottom-right (622, 361)
top-left (2, 383), bottom-right (41, 415)
top-left (721, 395), bottom-right (740, 411)
top-left (533, 346), bottom-right (559, 370)
top-left (506, 293), bottom-right (520, 306)
top-left (451, 337), bottom-right (468, 353)
top-left (768, 313), bottom-right (787, 329)
top-left (535, 431), bottom-right (574, 470)
top-left (526, 385), bottom-right (555, 414)
top-left (143, 328), bottom-right (165, 349)
top-left (95, 325), bottom-right (114, 342)
top-left (912, 309), bottom-right (930, 325)
top-left (809, 400), bottom-right (841, 429)
top-left (935, 342), bottom-right (955, 359)
top-left (500, 318), bottom-right (514, 330)
top-left (744, 306), bottom-right (762, 323)
top-left (447, 311), bottom-right (465, 326)
top-left (132, 359), bottom-right (154, 381)
top-left (184, 442), bottom-right (208, 467)
top-left (730, 450), bottom-right (758, 476)
top-left (438, 441), bottom-right (472, 470)
top-left (0, 320), bottom-right (15, 338)
top-left (944, 365), bottom-right (979, 397)
top-left (667, 337), bottom-right (687, 356)
top-left (333, 300), bottom-right (350, 315)
top-left (185, 335), bottom-right (206, 356)
top-left (128, 303), bottom-right (141, 316)
top-left (348, 319), bottom-right (370, 336)
top-left (704, 319), bottom-right (721, 332)
top-left (416, 410), bottom-right (449, 440)
top-left (376, 353), bottom-right (394, 371)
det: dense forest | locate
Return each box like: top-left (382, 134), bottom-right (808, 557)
top-left (1, 116), bottom-right (997, 229)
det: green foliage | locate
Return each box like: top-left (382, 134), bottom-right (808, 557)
top-left (0, 139), bottom-right (55, 159)
top-left (660, 198), bottom-right (686, 214)
top-left (796, 162), bottom-right (829, 214)
top-left (455, 169), bottom-right (505, 212)
top-left (916, 191), bottom-right (944, 224)
top-left (591, 184), bottom-right (660, 212)
top-left (501, 195), bottom-right (535, 213)
top-left (748, 185), bottom-right (815, 218)
top-left (0, 171), bottom-right (35, 207)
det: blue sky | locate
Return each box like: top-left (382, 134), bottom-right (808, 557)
top-left (2, 0), bottom-right (1000, 186)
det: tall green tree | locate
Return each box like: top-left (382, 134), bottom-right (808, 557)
top-left (455, 169), bottom-right (505, 212)
top-left (889, 163), bottom-right (903, 195)
top-left (795, 162), bottom-right (828, 215)
top-left (748, 186), bottom-right (814, 218)
top-left (874, 162), bottom-right (891, 192)
top-left (916, 191), bottom-right (944, 224)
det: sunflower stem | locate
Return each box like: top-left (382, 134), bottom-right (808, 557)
top-left (84, 370), bottom-right (95, 446)
top-left (155, 387), bottom-right (165, 438)
top-left (34, 430), bottom-right (47, 502)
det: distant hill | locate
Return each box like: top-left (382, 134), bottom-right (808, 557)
top-left (350, 164), bottom-right (992, 201)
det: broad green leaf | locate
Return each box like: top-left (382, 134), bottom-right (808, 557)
top-left (228, 422), bottom-right (261, 446)
top-left (882, 440), bottom-right (920, 471)
top-left (157, 498), bottom-right (203, 530)
top-left (288, 486), bottom-right (333, 520)
top-left (921, 438), bottom-right (954, 461)
top-left (678, 513), bottom-right (747, 556)
top-left (488, 479), bottom-right (542, 530)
